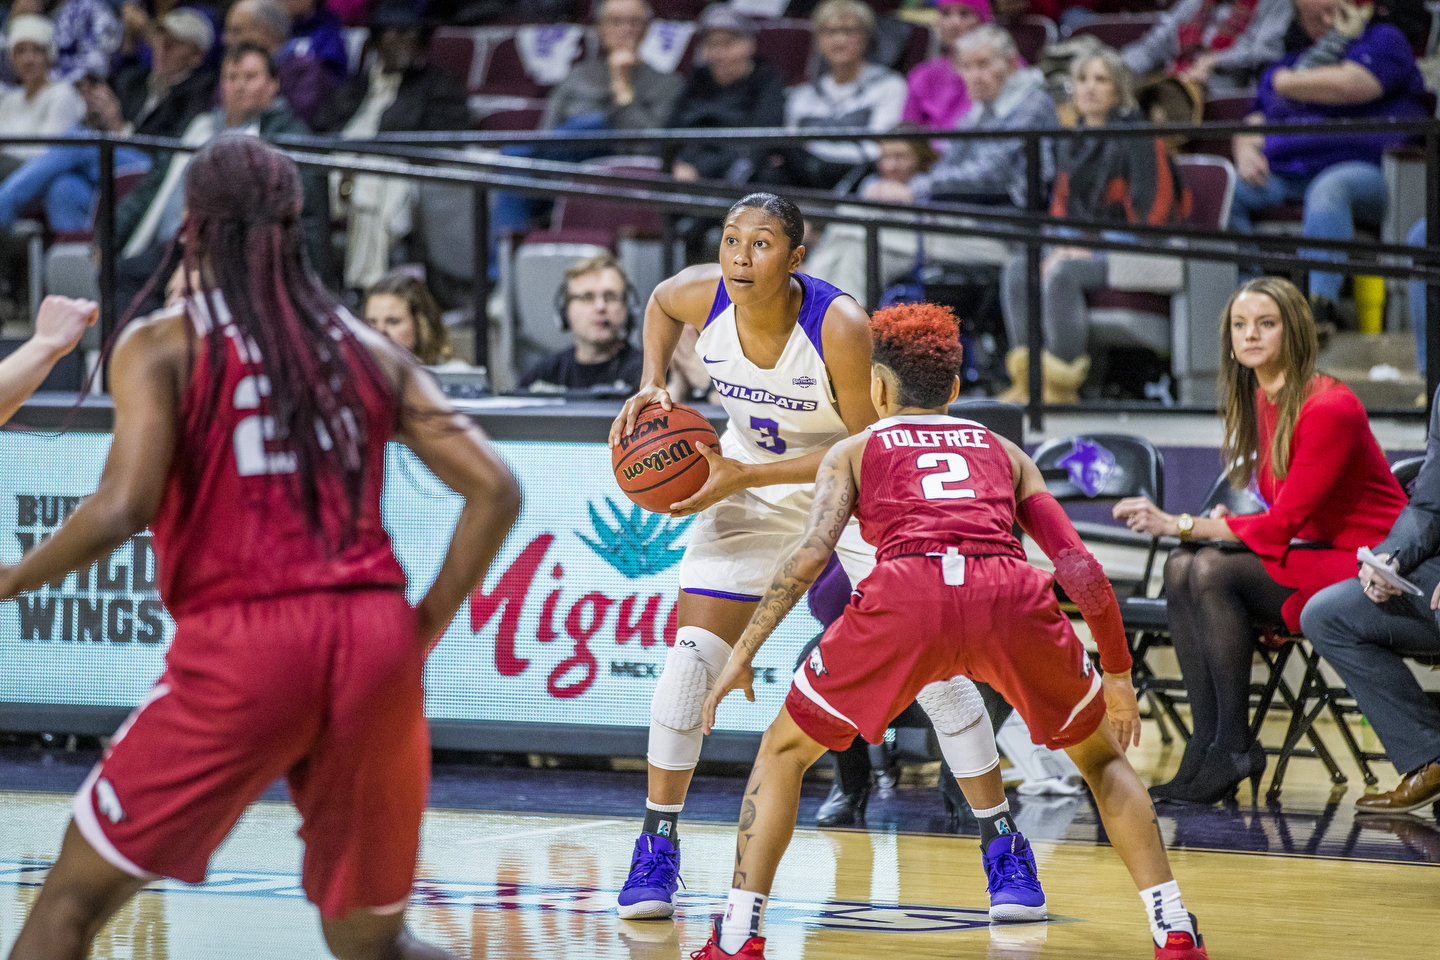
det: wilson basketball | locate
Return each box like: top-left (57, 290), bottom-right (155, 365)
top-left (612, 403), bottom-right (719, 513)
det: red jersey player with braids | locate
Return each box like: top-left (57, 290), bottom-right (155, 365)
top-left (0, 136), bottom-right (520, 960)
top-left (697, 302), bottom-right (1211, 960)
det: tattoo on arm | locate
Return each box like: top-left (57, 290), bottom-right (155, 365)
top-left (734, 455), bottom-right (857, 663)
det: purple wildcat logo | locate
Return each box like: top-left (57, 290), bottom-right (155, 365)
top-left (1057, 439), bottom-right (1115, 497)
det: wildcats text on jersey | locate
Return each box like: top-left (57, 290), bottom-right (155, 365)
top-left (710, 377), bottom-right (818, 411)
top-left (874, 426), bottom-right (991, 450)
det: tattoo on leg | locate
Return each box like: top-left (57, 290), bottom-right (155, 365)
top-left (1150, 809), bottom-right (1164, 848)
top-left (738, 799), bottom-right (757, 832)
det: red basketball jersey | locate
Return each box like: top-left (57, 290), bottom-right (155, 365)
top-left (857, 414), bottom-right (1026, 562)
top-left (148, 297), bottom-right (406, 616)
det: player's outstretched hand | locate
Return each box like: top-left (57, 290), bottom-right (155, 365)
top-left (32, 296), bottom-right (98, 359)
top-left (701, 649), bottom-right (755, 735)
top-left (609, 383), bottom-right (672, 448)
top-left (669, 442), bottom-right (747, 516)
top-left (1101, 671), bottom-right (1141, 752)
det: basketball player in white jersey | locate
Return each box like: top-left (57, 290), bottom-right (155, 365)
top-left (607, 193), bottom-right (1046, 924)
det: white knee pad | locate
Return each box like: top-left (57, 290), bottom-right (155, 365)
top-left (916, 676), bottom-right (999, 778)
top-left (647, 626), bottom-right (733, 771)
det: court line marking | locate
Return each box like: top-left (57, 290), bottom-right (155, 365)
top-left (455, 819), bottom-right (625, 844)
top-left (0, 858), bottom-right (1067, 933)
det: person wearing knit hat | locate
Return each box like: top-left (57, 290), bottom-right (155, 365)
top-left (902, 0), bottom-right (995, 131)
top-left (0, 15), bottom-right (85, 171)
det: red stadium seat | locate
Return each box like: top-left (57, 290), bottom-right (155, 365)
top-left (755, 20), bottom-right (813, 87)
top-left (1001, 15), bottom-right (1057, 64)
top-left (428, 29), bottom-right (481, 90)
top-left (1067, 14), bottom-right (1162, 49)
top-left (476, 35), bottom-right (552, 99)
top-left (1185, 94), bottom-right (1255, 161)
top-left (473, 104), bottom-right (546, 132)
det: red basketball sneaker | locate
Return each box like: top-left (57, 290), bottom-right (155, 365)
top-left (1154, 917), bottom-right (1209, 960)
top-left (690, 918), bottom-right (767, 959)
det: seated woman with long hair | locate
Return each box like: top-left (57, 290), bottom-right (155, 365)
top-left (998, 47), bottom-right (1187, 405)
top-left (1113, 277), bottom-right (1406, 804)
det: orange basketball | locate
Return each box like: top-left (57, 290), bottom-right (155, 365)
top-left (612, 403), bottom-right (719, 513)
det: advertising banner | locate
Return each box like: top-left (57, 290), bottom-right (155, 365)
top-left (0, 433), bottom-right (820, 737)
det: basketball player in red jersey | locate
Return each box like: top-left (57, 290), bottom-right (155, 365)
top-left (0, 137), bottom-right (520, 960)
top-left (696, 302), bottom-right (1210, 960)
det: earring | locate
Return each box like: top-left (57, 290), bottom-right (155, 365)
top-left (1229, 351), bottom-right (1235, 360)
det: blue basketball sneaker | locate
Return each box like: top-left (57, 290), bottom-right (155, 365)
top-left (617, 833), bottom-right (683, 919)
top-left (983, 832), bottom-right (1047, 922)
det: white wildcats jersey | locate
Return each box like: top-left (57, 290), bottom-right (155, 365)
top-left (694, 273), bottom-right (853, 478)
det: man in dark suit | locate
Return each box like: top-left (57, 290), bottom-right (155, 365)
top-left (1301, 389), bottom-right (1440, 817)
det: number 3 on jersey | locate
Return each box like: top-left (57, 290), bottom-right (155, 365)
top-left (917, 452), bottom-right (976, 500)
top-left (750, 416), bottom-right (786, 454)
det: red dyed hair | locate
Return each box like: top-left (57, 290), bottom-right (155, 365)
top-left (870, 301), bottom-right (963, 408)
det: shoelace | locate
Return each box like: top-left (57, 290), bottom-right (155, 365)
top-left (986, 849), bottom-right (1042, 893)
top-left (622, 845), bottom-right (684, 891)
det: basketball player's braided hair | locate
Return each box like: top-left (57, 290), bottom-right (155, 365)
top-left (178, 135), bottom-right (395, 547)
top-left (870, 302), bottom-right (964, 409)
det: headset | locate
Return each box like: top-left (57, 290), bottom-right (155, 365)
top-left (554, 261), bottom-right (641, 339)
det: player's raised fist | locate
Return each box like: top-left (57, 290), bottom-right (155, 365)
top-left (32, 296), bottom-right (99, 358)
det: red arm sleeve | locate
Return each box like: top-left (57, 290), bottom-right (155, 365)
top-left (1016, 490), bottom-right (1133, 674)
top-left (1225, 385), bottom-right (1368, 557)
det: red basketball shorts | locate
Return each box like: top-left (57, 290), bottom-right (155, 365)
top-left (785, 555), bottom-right (1105, 752)
top-left (72, 589), bottom-right (429, 920)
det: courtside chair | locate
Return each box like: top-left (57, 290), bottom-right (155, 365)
top-left (1029, 434), bottom-right (1174, 728)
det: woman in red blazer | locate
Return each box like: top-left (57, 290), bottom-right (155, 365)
top-left (1113, 277), bottom-right (1406, 804)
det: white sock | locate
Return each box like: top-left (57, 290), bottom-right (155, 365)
top-left (972, 799), bottom-right (1011, 818)
top-left (719, 888), bottom-right (767, 953)
top-left (1139, 880), bottom-right (1194, 947)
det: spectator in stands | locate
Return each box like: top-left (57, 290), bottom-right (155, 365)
top-left (998, 48), bottom-right (1186, 405)
top-left (315, 2), bottom-right (468, 290)
top-left (283, 0), bottom-right (348, 81)
top-left (761, 0), bottom-right (907, 192)
top-left (363, 271), bottom-right (456, 367)
top-left (222, 0), bottom-right (338, 126)
top-left (8, 0), bottom-right (120, 82)
top-left (1114, 277), bottom-right (1407, 805)
top-left (1301, 381), bottom-right (1440, 819)
top-left (518, 252), bottom-right (642, 393)
top-left (888, 25), bottom-right (1056, 208)
top-left (112, 43), bottom-right (325, 315)
top-left (0, 8), bottom-right (215, 235)
top-left (1122, 0), bottom-right (1291, 94)
top-left (802, 131), bottom-right (939, 305)
top-left (0, 15), bottom-right (85, 176)
top-left (541, 0), bottom-right (683, 137)
top-left (901, 0), bottom-right (993, 132)
top-left (667, 4), bottom-right (786, 185)
top-left (1228, 0), bottom-right (1429, 328)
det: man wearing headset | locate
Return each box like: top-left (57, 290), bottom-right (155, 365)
top-left (519, 252), bottom-right (645, 393)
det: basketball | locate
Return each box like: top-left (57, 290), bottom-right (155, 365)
top-left (612, 402), bottom-right (719, 513)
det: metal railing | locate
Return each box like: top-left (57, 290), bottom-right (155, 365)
top-left (3, 115), bottom-right (1438, 428)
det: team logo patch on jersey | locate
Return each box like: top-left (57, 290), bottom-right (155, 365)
top-left (1056, 438), bottom-right (1116, 498)
top-left (792, 376), bottom-right (817, 388)
top-left (807, 646), bottom-right (828, 677)
top-left (95, 778), bottom-right (127, 824)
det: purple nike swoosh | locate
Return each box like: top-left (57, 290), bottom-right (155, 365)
top-left (702, 356), bottom-right (725, 364)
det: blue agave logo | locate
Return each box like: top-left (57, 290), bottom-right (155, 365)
top-left (578, 498), bottom-right (694, 578)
